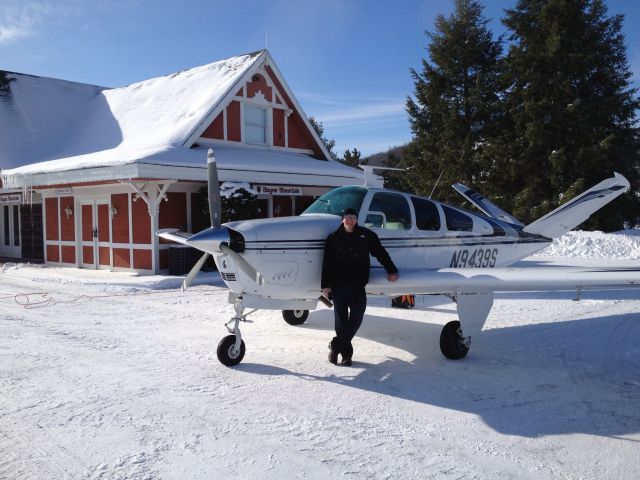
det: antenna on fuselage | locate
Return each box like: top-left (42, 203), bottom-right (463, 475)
top-left (359, 165), bottom-right (408, 188)
top-left (428, 171), bottom-right (444, 199)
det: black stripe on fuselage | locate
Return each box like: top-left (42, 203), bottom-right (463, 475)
top-left (243, 238), bottom-right (550, 251)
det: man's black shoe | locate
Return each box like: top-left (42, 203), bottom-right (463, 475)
top-left (328, 342), bottom-right (338, 364)
top-left (341, 357), bottom-right (352, 367)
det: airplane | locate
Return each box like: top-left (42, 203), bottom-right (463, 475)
top-left (159, 149), bottom-right (640, 366)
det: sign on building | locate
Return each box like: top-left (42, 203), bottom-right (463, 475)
top-left (254, 185), bottom-right (302, 196)
top-left (0, 193), bottom-right (22, 205)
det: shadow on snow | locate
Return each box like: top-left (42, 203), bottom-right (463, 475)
top-left (237, 290), bottom-right (640, 439)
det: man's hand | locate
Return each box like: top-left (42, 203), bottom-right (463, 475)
top-left (321, 287), bottom-right (332, 299)
top-left (388, 273), bottom-right (399, 283)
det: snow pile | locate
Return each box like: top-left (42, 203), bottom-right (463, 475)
top-left (219, 181), bottom-right (258, 198)
top-left (532, 229), bottom-right (640, 259)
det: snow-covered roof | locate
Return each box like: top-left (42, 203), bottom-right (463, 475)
top-left (1, 52), bottom-right (261, 172)
top-left (1, 143), bottom-right (363, 188)
top-left (0, 73), bottom-right (105, 169)
top-left (0, 50), bottom-right (364, 189)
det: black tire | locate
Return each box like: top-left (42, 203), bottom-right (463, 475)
top-left (217, 335), bottom-right (246, 366)
top-left (439, 320), bottom-right (469, 360)
top-left (282, 309), bottom-right (309, 325)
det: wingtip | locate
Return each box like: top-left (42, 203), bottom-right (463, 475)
top-left (613, 172), bottom-right (630, 191)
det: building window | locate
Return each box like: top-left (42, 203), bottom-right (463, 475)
top-left (244, 105), bottom-right (266, 144)
top-left (13, 205), bottom-right (19, 246)
top-left (3, 206), bottom-right (8, 246)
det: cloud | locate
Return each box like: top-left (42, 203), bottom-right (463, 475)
top-left (0, 3), bottom-right (38, 44)
top-left (298, 93), bottom-right (407, 128)
top-left (0, 0), bottom-right (93, 46)
top-left (0, 1), bottom-right (57, 45)
top-left (0, 23), bottom-right (32, 43)
top-left (318, 102), bottom-right (406, 125)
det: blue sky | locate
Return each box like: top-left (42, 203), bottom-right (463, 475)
top-left (1, 0), bottom-right (639, 157)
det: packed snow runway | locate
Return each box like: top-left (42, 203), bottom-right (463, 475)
top-left (2, 231), bottom-right (640, 479)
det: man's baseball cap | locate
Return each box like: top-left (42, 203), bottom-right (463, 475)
top-left (342, 208), bottom-right (358, 217)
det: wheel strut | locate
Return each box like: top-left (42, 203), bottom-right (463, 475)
top-left (223, 297), bottom-right (257, 358)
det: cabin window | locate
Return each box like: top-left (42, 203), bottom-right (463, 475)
top-left (366, 192), bottom-right (412, 230)
top-left (485, 218), bottom-right (505, 236)
top-left (442, 205), bottom-right (473, 231)
top-left (411, 196), bottom-right (440, 231)
top-left (244, 105), bottom-right (267, 144)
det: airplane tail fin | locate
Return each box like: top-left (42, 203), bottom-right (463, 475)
top-left (523, 173), bottom-right (630, 238)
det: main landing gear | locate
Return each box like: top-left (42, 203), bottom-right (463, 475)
top-left (216, 297), bottom-right (257, 366)
top-left (438, 292), bottom-right (494, 360)
top-left (439, 320), bottom-right (471, 359)
top-left (282, 309), bottom-right (309, 325)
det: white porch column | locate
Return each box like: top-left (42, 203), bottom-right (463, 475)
top-left (125, 181), bottom-right (174, 274)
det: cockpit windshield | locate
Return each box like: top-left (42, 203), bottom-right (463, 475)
top-left (302, 186), bottom-right (368, 216)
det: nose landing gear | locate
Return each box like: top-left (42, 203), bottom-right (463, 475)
top-left (216, 297), bottom-right (256, 366)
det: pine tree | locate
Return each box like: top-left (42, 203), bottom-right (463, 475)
top-left (0, 71), bottom-right (15, 97)
top-left (342, 148), bottom-right (362, 167)
top-left (502, 0), bottom-right (640, 229)
top-left (404, 0), bottom-right (505, 204)
top-left (308, 116), bottom-right (338, 160)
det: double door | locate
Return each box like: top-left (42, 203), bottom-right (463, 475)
top-left (80, 201), bottom-right (110, 269)
top-left (1, 204), bottom-right (20, 258)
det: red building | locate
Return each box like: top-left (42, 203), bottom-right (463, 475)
top-left (0, 50), bottom-right (362, 273)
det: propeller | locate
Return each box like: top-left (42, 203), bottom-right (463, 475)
top-left (182, 148), bottom-right (219, 290)
top-left (208, 148), bottom-right (222, 229)
top-left (182, 148), bottom-right (264, 290)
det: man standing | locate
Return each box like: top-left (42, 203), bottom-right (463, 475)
top-left (321, 208), bottom-right (399, 366)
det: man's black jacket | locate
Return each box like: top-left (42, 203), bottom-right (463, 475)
top-left (321, 224), bottom-right (398, 290)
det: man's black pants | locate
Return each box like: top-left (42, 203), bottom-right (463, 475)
top-left (331, 287), bottom-right (367, 359)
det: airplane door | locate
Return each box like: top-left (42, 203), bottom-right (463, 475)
top-left (80, 201), bottom-right (111, 269)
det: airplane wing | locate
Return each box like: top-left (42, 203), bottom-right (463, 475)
top-left (365, 266), bottom-right (640, 296)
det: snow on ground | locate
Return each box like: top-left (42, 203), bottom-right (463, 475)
top-left (1, 231), bottom-right (640, 479)
top-left (531, 229), bottom-right (640, 259)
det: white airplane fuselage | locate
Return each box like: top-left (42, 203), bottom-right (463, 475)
top-left (205, 186), bottom-right (551, 304)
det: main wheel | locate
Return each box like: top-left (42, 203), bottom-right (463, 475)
top-left (439, 320), bottom-right (469, 360)
top-left (282, 309), bottom-right (309, 325)
top-left (217, 335), bottom-right (246, 366)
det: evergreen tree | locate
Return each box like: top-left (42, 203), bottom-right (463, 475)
top-left (502, 0), bottom-right (640, 229)
top-left (404, 0), bottom-right (505, 204)
top-left (342, 147), bottom-right (362, 167)
top-left (308, 116), bottom-right (338, 160)
top-left (0, 71), bottom-right (15, 98)
top-left (198, 185), bottom-right (262, 225)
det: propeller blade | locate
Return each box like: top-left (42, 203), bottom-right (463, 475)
top-left (220, 244), bottom-right (264, 286)
top-left (181, 252), bottom-right (210, 291)
top-left (207, 148), bottom-right (222, 228)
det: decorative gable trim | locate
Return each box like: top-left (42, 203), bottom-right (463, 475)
top-left (184, 50), bottom-right (332, 161)
top-left (181, 50), bottom-right (266, 149)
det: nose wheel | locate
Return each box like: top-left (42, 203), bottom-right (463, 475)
top-left (216, 297), bottom-right (255, 367)
top-left (217, 335), bottom-right (246, 366)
